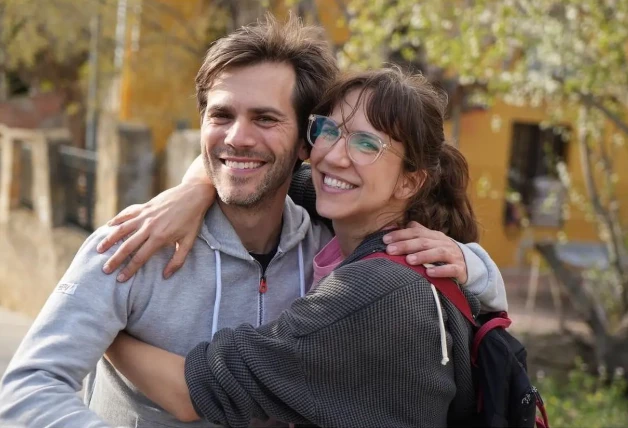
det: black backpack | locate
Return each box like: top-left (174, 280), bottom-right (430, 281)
top-left (365, 252), bottom-right (550, 428)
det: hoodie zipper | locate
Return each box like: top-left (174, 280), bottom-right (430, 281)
top-left (255, 251), bottom-right (285, 326)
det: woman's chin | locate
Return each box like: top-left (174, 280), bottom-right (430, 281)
top-left (315, 201), bottom-right (351, 223)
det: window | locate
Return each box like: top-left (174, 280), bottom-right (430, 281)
top-left (504, 122), bottom-right (569, 227)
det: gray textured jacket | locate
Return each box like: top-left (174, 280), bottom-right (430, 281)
top-left (186, 231), bottom-right (481, 428)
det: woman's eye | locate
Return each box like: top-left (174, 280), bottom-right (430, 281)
top-left (354, 138), bottom-right (380, 153)
top-left (320, 125), bottom-right (340, 139)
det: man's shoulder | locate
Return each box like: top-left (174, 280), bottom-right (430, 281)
top-left (70, 226), bottom-right (179, 287)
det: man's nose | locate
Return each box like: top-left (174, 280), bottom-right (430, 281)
top-left (224, 120), bottom-right (256, 148)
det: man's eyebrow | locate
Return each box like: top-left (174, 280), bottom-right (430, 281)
top-left (249, 107), bottom-right (288, 119)
top-left (205, 104), bottom-right (233, 113)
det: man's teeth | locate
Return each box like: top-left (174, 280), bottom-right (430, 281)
top-left (324, 175), bottom-right (356, 190)
top-left (225, 160), bottom-right (263, 169)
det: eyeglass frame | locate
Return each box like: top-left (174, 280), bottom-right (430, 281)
top-left (306, 114), bottom-right (408, 166)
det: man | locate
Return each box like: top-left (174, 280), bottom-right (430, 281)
top-left (0, 15), bottom-right (505, 428)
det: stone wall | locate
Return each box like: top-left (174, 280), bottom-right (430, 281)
top-left (0, 209), bottom-right (87, 317)
top-left (1, 118), bottom-right (155, 316)
top-left (164, 129), bottom-right (200, 189)
top-left (94, 115), bottom-right (155, 227)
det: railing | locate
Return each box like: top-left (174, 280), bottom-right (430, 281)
top-left (2, 120), bottom-right (155, 232)
top-left (18, 142), bottom-right (33, 209)
top-left (58, 146), bottom-right (97, 232)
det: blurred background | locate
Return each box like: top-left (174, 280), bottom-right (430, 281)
top-left (1, 0), bottom-right (627, 424)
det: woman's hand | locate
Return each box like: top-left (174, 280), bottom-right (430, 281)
top-left (98, 182), bottom-right (216, 282)
top-left (383, 221), bottom-right (469, 284)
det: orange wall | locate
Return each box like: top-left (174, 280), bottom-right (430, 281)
top-left (452, 100), bottom-right (628, 266)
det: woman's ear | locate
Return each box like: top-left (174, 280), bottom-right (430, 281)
top-left (298, 139), bottom-right (310, 161)
top-left (395, 170), bottom-right (425, 201)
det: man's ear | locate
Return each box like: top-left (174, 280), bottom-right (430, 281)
top-left (395, 170), bottom-right (425, 201)
top-left (298, 139), bottom-right (310, 161)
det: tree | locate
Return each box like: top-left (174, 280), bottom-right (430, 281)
top-left (341, 0), bottom-right (628, 372)
top-left (0, 0), bottom-right (219, 146)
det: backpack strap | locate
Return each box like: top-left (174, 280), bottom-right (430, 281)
top-left (470, 313), bottom-right (511, 365)
top-left (363, 252), bottom-right (476, 324)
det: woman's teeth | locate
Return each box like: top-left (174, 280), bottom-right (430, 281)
top-left (224, 160), bottom-right (263, 169)
top-left (324, 175), bottom-right (356, 190)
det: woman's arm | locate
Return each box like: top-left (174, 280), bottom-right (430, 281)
top-left (182, 155), bottom-right (208, 185)
top-left (106, 333), bottom-right (199, 422)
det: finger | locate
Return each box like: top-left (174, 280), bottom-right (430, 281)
top-left (383, 223), bottom-right (443, 244)
top-left (387, 237), bottom-right (442, 256)
top-left (97, 221), bottom-right (138, 253)
top-left (107, 204), bottom-right (142, 226)
top-left (382, 225), bottom-right (426, 244)
top-left (163, 236), bottom-right (195, 279)
top-left (116, 238), bottom-right (158, 283)
top-left (425, 264), bottom-right (464, 282)
top-left (406, 222), bottom-right (447, 241)
top-left (102, 229), bottom-right (147, 275)
top-left (404, 247), bottom-right (454, 266)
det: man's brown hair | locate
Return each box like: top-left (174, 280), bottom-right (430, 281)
top-left (196, 13), bottom-right (339, 140)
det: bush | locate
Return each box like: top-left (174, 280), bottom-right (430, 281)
top-left (535, 359), bottom-right (628, 428)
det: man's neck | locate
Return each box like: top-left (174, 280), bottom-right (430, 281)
top-left (218, 196), bottom-right (286, 255)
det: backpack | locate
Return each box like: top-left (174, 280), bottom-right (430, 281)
top-left (364, 252), bottom-right (550, 428)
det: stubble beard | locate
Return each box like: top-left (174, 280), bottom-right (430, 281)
top-left (202, 144), bottom-right (299, 209)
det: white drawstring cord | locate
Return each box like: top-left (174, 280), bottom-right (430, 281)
top-left (211, 251), bottom-right (222, 338)
top-left (430, 283), bottom-right (449, 365)
top-left (298, 242), bottom-right (305, 297)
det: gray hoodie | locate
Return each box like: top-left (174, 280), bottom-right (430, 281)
top-left (0, 199), bottom-right (331, 428)
top-left (0, 199), bottom-right (506, 428)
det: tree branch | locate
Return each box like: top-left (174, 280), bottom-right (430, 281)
top-left (578, 106), bottom-right (628, 311)
top-left (578, 91), bottom-right (628, 137)
top-left (534, 242), bottom-right (608, 338)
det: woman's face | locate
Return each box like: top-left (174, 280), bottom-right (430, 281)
top-left (310, 89), bottom-right (415, 229)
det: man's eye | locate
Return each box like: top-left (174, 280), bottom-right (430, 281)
top-left (207, 113), bottom-right (231, 123)
top-left (257, 116), bottom-right (277, 123)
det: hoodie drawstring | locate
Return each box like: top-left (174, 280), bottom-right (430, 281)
top-left (430, 283), bottom-right (449, 366)
top-left (211, 250), bottom-right (222, 339)
top-left (298, 242), bottom-right (305, 297)
top-left (211, 244), bottom-right (304, 338)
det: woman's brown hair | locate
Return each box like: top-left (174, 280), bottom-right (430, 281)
top-left (312, 68), bottom-right (479, 243)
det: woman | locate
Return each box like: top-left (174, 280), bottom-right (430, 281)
top-left (106, 68), bottom-right (492, 427)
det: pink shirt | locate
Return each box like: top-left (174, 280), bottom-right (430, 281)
top-left (311, 237), bottom-right (345, 289)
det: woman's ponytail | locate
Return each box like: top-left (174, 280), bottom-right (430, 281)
top-left (405, 143), bottom-right (478, 243)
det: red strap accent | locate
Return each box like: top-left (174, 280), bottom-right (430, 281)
top-left (363, 252), bottom-right (475, 324)
top-left (471, 313), bottom-right (512, 365)
top-left (535, 416), bottom-right (548, 428)
top-left (536, 397), bottom-right (550, 428)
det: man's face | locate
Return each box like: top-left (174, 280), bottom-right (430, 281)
top-left (200, 62), bottom-right (304, 208)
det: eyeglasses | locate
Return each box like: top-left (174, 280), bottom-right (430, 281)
top-left (306, 114), bottom-right (404, 166)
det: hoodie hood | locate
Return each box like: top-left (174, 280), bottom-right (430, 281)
top-left (199, 196), bottom-right (313, 259)
top-left (198, 196), bottom-right (316, 338)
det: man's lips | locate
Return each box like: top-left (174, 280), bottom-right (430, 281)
top-left (220, 158), bottom-right (266, 170)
